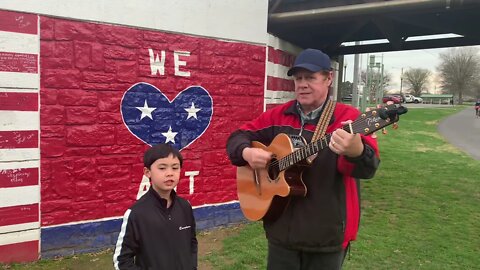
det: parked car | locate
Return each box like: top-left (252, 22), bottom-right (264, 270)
top-left (412, 96), bottom-right (423, 103)
top-left (392, 94), bottom-right (404, 103)
top-left (382, 95), bottom-right (402, 104)
top-left (403, 94), bottom-right (415, 103)
top-left (403, 94), bottom-right (423, 103)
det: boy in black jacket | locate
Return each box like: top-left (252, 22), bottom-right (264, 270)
top-left (113, 144), bottom-right (198, 270)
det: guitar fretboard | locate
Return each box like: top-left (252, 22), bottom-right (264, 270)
top-left (271, 105), bottom-right (398, 172)
top-left (278, 134), bottom-right (331, 170)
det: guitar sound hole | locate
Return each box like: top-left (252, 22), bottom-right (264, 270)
top-left (267, 158), bottom-right (280, 182)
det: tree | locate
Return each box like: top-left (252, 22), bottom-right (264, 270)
top-left (437, 47), bottom-right (480, 104)
top-left (338, 81), bottom-right (353, 98)
top-left (361, 70), bottom-right (391, 103)
top-left (403, 68), bottom-right (431, 96)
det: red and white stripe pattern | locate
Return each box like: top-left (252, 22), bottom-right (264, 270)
top-left (0, 10), bottom-right (40, 263)
top-left (264, 35), bottom-right (301, 110)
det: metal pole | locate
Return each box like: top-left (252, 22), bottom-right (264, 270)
top-left (400, 67), bottom-right (404, 95)
top-left (352, 42), bottom-right (360, 108)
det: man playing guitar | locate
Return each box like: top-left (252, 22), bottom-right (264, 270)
top-left (227, 49), bottom-right (381, 270)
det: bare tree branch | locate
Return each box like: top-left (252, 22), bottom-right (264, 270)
top-left (437, 47), bottom-right (480, 104)
top-left (403, 68), bottom-right (431, 96)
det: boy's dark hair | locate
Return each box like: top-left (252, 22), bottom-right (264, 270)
top-left (143, 144), bottom-right (183, 169)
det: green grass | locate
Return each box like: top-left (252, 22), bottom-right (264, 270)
top-left (0, 249), bottom-right (114, 270)
top-left (3, 107), bottom-right (480, 270)
top-left (203, 106), bottom-right (480, 269)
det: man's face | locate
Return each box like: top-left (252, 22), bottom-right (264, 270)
top-left (293, 69), bottom-right (332, 113)
top-left (144, 154), bottom-right (181, 196)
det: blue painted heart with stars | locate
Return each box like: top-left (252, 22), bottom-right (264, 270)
top-left (121, 82), bottom-right (213, 150)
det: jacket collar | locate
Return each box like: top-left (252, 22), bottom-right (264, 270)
top-left (284, 99), bottom-right (335, 126)
top-left (148, 187), bottom-right (176, 209)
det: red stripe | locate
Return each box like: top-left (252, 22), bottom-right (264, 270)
top-left (0, 10), bottom-right (37, 35)
top-left (268, 46), bottom-right (296, 66)
top-left (0, 240), bottom-right (39, 263)
top-left (267, 76), bottom-right (294, 92)
top-left (0, 167), bottom-right (39, 188)
top-left (0, 52), bottom-right (38, 74)
top-left (0, 131), bottom-right (39, 148)
top-left (0, 92), bottom-right (38, 111)
top-left (0, 204), bottom-right (39, 227)
top-left (342, 177), bottom-right (359, 249)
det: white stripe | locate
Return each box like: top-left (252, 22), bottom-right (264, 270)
top-left (0, 87), bottom-right (38, 93)
top-left (42, 216), bottom-right (125, 229)
top-left (0, 148), bottom-right (40, 162)
top-left (265, 90), bottom-right (295, 100)
top-left (0, 72), bottom-right (39, 89)
top-left (266, 61), bottom-right (291, 80)
top-left (0, 111), bottom-right (39, 131)
top-left (0, 30), bottom-right (39, 55)
top-left (0, 185), bottom-right (40, 208)
top-left (113, 209), bottom-right (132, 270)
top-left (0, 228), bottom-right (39, 246)
top-left (268, 34), bottom-right (302, 55)
top-left (192, 200), bottom-right (239, 209)
top-left (0, 221), bottom-right (39, 234)
top-left (265, 98), bottom-right (294, 105)
top-left (0, 160), bottom-right (39, 170)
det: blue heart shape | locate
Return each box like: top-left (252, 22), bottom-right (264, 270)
top-left (121, 82), bottom-right (213, 150)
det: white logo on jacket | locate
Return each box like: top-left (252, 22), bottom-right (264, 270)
top-left (179, 226), bottom-right (191, 231)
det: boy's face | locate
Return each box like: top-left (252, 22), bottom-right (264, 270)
top-left (144, 153), bottom-right (181, 196)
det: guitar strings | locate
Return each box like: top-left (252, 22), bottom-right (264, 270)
top-left (268, 110), bottom-right (393, 171)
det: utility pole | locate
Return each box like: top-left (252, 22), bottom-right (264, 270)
top-left (352, 42), bottom-right (360, 108)
top-left (400, 67), bottom-right (404, 95)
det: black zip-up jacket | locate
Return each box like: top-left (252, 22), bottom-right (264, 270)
top-left (227, 100), bottom-right (380, 252)
top-left (113, 188), bottom-right (198, 270)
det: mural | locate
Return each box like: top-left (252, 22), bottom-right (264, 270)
top-left (0, 10), bottom-right (267, 262)
top-left (0, 7), bottom-right (301, 263)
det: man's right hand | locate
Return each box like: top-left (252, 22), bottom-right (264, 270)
top-left (242, 147), bottom-right (273, 169)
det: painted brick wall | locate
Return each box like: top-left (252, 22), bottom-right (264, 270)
top-left (0, 9), bottom-right (267, 261)
top-left (37, 16), bottom-right (266, 257)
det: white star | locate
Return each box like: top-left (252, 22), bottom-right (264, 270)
top-left (135, 100), bottom-right (156, 120)
top-left (162, 126), bottom-right (178, 144)
top-left (185, 102), bottom-right (201, 120)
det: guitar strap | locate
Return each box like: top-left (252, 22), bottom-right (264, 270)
top-left (305, 99), bottom-right (336, 163)
top-left (311, 99), bottom-right (336, 142)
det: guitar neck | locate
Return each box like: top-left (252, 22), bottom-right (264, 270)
top-left (278, 134), bottom-right (332, 171)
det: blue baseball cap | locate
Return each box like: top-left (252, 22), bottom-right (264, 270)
top-left (287, 48), bottom-right (332, 76)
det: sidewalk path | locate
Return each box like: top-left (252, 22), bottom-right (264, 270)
top-left (438, 107), bottom-right (480, 160)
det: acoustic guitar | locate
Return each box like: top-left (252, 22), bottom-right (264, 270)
top-left (236, 104), bottom-right (408, 221)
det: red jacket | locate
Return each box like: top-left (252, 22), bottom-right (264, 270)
top-left (227, 100), bottom-right (380, 252)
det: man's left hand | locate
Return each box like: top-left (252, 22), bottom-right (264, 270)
top-left (329, 120), bottom-right (364, 157)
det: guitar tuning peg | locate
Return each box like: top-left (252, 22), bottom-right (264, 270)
top-left (382, 128), bottom-right (387, 135)
top-left (371, 132), bottom-right (377, 139)
top-left (393, 122), bottom-right (399, 129)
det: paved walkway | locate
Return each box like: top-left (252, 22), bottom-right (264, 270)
top-left (438, 107), bottom-right (480, 160)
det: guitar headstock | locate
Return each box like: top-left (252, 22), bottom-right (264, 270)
top-left (351, 104), bottom-right (408, 136)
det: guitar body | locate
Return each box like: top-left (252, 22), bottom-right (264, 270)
top-left (237, 133), bottom-right (308, 221)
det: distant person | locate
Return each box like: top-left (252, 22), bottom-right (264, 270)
top-left (113, 143), bottom-right (198, 270)
top-left (475, 99), bottom-right (480, 118)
